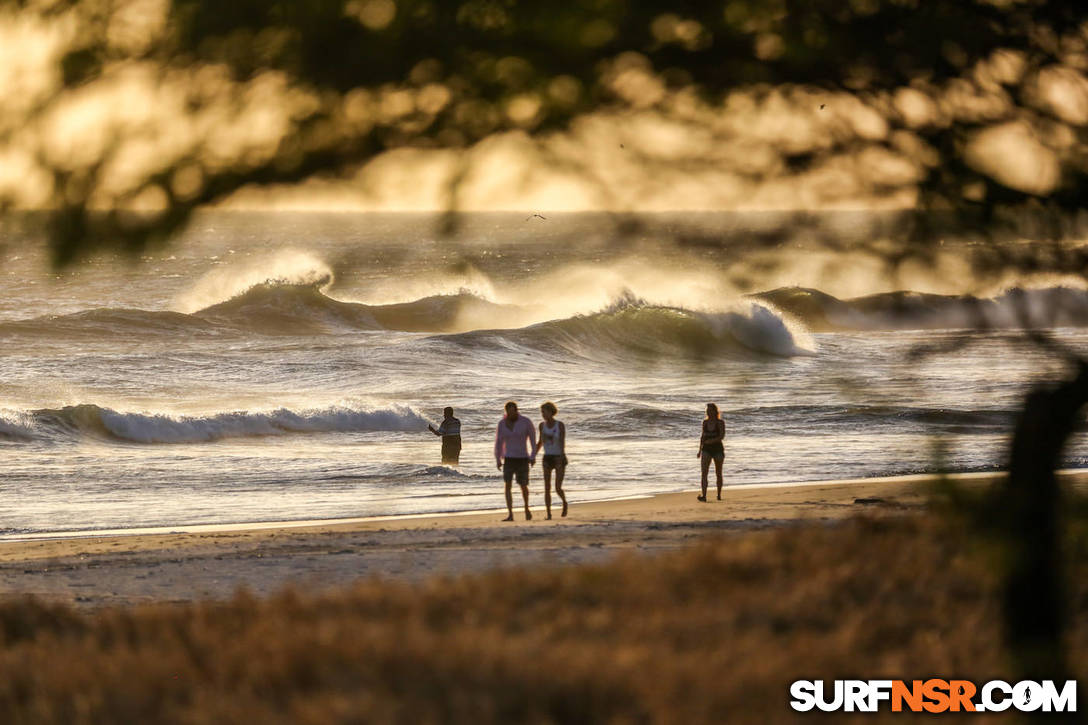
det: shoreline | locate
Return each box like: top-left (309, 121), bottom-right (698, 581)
top-left (0, 468), bottom-right (1045, 544)
top-left (2, 470), bottom-right (1084, 608)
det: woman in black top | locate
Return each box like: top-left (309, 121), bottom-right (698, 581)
top-left (697, 403), bottom-right (725, 502)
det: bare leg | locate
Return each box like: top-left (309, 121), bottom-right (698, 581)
top-left (543, 467), bottom-right (553, 519)
top-left (699, 455), bottom-right (710, 501)
top-left (555, 464), bottom-right (568, 516)
top-left (519, 484), bottom-right (531, 520)
top-left (714, 456), bottom-right (723, 499)
top-left (503, 479), bottom-right (514, 521)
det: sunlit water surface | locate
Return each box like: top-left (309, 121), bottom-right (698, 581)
top-left (1, 212), bottom-right (1085, 536)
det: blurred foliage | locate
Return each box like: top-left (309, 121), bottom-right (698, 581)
top-left (1, 0), bottom-right (1087, 263)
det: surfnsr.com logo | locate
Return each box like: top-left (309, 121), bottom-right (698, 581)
top-left (790, 679), bottom-right (1077, 713)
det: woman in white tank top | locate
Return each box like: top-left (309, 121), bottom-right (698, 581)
top-left (536, 401), bottom-right (568, 519)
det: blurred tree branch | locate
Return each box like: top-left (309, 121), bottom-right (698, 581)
top-left (0, 0), bottom-right (1085, 266)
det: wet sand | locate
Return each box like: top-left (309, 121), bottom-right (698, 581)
top-left (2, 472), bottom-right (1083, 608)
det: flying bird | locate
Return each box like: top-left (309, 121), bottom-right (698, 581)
top-left (526, 213), bottom-right (547, 221)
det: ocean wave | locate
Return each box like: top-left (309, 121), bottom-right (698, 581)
top-left (0, 285), bottom-right (532, 338)
top-left (753, 285), bottom-right (1088, 332)
top-left (11, 404), bottom-right (428, 444)
top-left (365, 292), bottom-right (530, 332)
top-left (174, 248), bottom-right (336, 313)
top-left (444, 296), bottom-right (814, 359)
top-left (6, 282), bottom-right (1088, 342)
top-left (195, 284), bottom-right (533, 334)
top-left (726, 404), bottom-right (1020, 435)
top-left (572, 403), bottom-right (1020, 437)
top-left (0, 308), bottom-right (221, 339)
top-left (194, 283), bottom-right (382, 334)
top-left (0, 413), bottom-right (37, 441)
top-left (576, 406), bottom-right (700, 436)
top-left (318, 466), bottom-right (494, 483)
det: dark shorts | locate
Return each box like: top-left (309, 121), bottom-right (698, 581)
top-left (702, 443), bottom-right (725, 461)
top-left (542, 454), bottom-right (567, 471)
top-left (441, 435), bottom-right (461, 463)
top-left (503, 457), bottom-right (530, 486)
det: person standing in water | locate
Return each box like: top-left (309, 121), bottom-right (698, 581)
top-left (536, 401), bottom-right (568, 519)
top-left (494, 400), bottom-right (536, 521)
top-left (428, 407), bottom-right (462, 465)
top-left (697, 402), bottom-right (725, 502)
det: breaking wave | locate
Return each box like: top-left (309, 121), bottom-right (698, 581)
top-left (195, 285), bottom-right (532, 334)
top-left (753, 285), bottom-right (1088, 332)
top-left (5, 282), bottom-right (1088, 342)
top-left (0, 286), bottom-right (531, 337)
top-left (1, 404), bottom-right (428, 444)
top-left (195, 283), bottom-right (382, 334)
top-left (444, 296), bottom-right (814, 359)
top-left (174, 248), bottom-right (336, 313)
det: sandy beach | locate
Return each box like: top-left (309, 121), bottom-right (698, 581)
top-left (5, 471), bottom-right (1083, 609)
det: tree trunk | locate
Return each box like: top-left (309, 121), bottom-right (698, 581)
top-left (1002, 360), bottom-right (1088, 679)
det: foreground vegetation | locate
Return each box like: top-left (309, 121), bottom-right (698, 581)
top-left (0, 515), bottom-right (1084, 723)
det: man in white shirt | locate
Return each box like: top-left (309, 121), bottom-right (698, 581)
top-left (494, 400), bottom-right (536, 521)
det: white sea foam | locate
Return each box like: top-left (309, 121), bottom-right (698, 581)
top-left (0, 410), bottom-right (36, 440)
top-left (174, 249), bottom-right (335, 313)
top-left (704, 302), bottom-right (815, 357)
top-left (31, 404), bottom-right (429, 444)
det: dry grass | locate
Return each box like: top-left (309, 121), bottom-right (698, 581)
top-left (0, 516), bottom-right (1084, 724)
